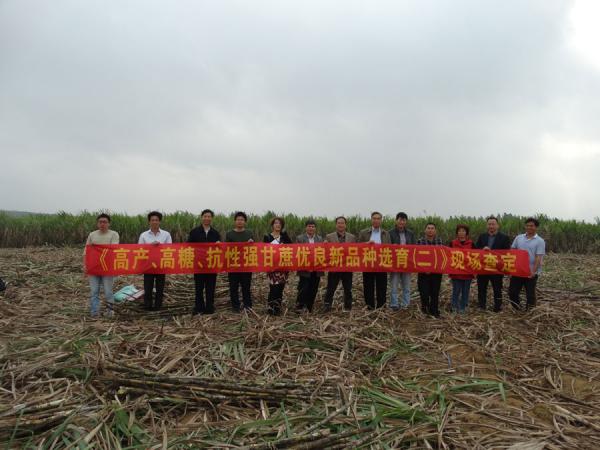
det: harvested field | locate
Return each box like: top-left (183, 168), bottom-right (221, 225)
top-left (1, 247), bottom-right (599, 449)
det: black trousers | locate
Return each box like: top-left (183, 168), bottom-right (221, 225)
top-left (477, 274), bottom-right (504, 311)
top-left (324, 272), bottom-right (353, 309)
top-left (296, 273), bottom-right (321, 312)
top-left (417, 273), bottom-right (442, 317)
top-left (194, 273), bottom-right (217, 313)
top-left (363, 272), bottom-right (387, 309)
top-left (228, 272), bottom-right (253, 310)
top-left (143, 274), bottom-right (166, 309)
top-left (267, 283), bottom-right (286, 315)
top-left (509, 275), bottom-right (538, 310)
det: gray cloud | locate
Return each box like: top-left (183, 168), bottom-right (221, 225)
top-left (1, 0), bottom-right (599, 220)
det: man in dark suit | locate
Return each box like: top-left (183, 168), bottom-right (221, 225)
top-left (474, 216), bottom-right (511, 312)
top-left (323, 216), bottom-right (356, 312)
top-left (188, 209), bottom-right (222, 315)
top-left (295, 219), bottom-right (324, 312)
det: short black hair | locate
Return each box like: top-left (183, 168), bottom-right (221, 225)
top-left (426, 222), bottom-right (437, 228)
top-left (486, 216), bottom-right (499, 223)
top-left (455, 224), bottom-right (470, 235)
top-left (525, 217), bottom-right (540, 227)
top-left (97, 213), bottom-right (111, 222)
top-left (201, 209), bottom-right (214, 217)
top-left (270, 216), bottom-right (285, 229)
top-left (147, 211), bottom-right (163, 221)
top-left (396, 212), bottom-right (408, 220)
top-left (234, 211), bottom-right (248, 221)
top-left (335, 216), bottom-right (347, 223)
top-left (305, 219), bottom-right (316, 226)
top-left (371, 211), bottom-right (382, 218)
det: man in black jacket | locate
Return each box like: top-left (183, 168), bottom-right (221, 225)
top-left (188, 209), bottom-right (222, 315)
top-left (474, 216), bottom-right (511, 312)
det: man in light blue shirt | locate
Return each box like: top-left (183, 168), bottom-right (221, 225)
top-left (509, 218), bottom-right (545, 310)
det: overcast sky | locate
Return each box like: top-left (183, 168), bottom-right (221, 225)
top-left (1, 0), bottom-right (599, 221)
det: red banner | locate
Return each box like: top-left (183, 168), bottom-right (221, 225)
top-left (85, 243), bottom-right (531, 277)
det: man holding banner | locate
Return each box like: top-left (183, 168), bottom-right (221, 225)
top-left (416, 223), bottom-right (444, 317)
top-left (138, 211), bottom-right (172, 311)
top-left (323, 216), bottom-right (356, 312)
top-left (295, 220), bottom-right (324, 313)
top-left (389, 212), bottom-right (416, 310)
top-left (188, 209), bottom-right (221, 315)
top-left (84, 213), bottom-right (119, 317)
top-left (509, 218), bottom-right (545, 310)
top-left (225, 212), bottom-right (254, 312)
top-left (358, 212), bottom-right (391, 310)
top-left (474, 216), bottom-right (511, 312)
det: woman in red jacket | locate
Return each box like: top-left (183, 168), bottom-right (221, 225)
top-left (450, 224), bottom-right (474, 314)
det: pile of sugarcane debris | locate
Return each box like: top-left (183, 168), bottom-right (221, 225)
top-left (1, 247), bottom-right (599, 449)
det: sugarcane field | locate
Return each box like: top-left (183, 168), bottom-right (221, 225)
top-left (3, 2), bottom-right (600, 449)
top-left (1, 246), bottom-right (598, 449)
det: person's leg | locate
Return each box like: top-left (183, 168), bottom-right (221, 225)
top-left (341, 272), bottom-right (353, 310)
top-left (491, 275), bottom-right (504, 312)
top-left (154, 274), bottom-right (166, 310)
top-left (194, 274), bottom-right (205, 313)
top-left (461, 280), bottom-right (472, 313)
top-left (389, 272), bottom-right (400, 309)
top-left (306, 273), bottom-right (320, 312)
top-left (508, 276), bottom-right (524, 310)
top-left (89, 275), bottom-right (101, 316)
top-left (241, 273), bottom-right (253, 309)
top-left (362, 272), bottom-right (375, 309)
top-left (417, 274), bottom-right (430, 314)
top-left (451, 279), bottom-right (460, 313)
top-left (228, 273), bottom-right (241, 311)
top-left (324, 272), bottom-right (339, 309)
top-left (400, 273), bottom-right (411, 308)
top-left (477, 275), bottom-right (489, 309)
top-left (296, 276), bottom-right (308, 310)
top-left (143, 274), bottom-right (154, 309)
top-left (274, 283), bottom-right (285, 314)
top-left (375, 272), bottom-right (387, 309)
top-left (430, 274), bottom-right (442, 317)
top-left (267, 283), bottom-right (277, 315)
top-left (205, 274), bottom-right (217, 313)
top-left (102, 276), bottom-right (115, 315)
top-left (525, 275), bottom-right (538, 309)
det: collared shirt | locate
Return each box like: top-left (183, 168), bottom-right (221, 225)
top-left (138, 228), bottom-right (172, 244)
top-left (370, 227), bottom-right (382, 244)
top-left (487, 234), bottom-right (496, 249)
top-left (398, 230), bottom-right (407, 245)
top-left (511, 233), bottom-right (545, 275)
top-left (308, 236), bottom-right (315, 244)
top-left (337, 232), bottom-right (346, 243)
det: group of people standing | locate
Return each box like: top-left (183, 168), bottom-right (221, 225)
top-left (83, 211), bottom-right (545, 319)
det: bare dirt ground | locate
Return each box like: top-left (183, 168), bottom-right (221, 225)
top-left (1, 247), bottom-right (599, 449)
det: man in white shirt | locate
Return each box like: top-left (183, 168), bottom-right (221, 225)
top-left (138, 211), bottom-right (172, 310)
top-left (357, 212), bottom-right (391, 310)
